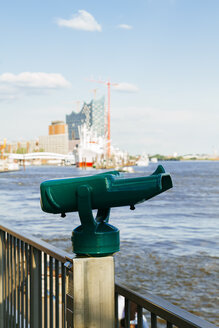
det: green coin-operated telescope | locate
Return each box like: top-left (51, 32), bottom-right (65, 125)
top-left (40, 165), bottom-right (172, 256)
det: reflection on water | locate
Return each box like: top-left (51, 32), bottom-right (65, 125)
top-left (0, 161), bottom-right (218, 325)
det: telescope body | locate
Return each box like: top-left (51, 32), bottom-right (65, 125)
top-left (40, 165), bottom-right (172, 256)
top-left (40, 166), bottom-right (172, 215)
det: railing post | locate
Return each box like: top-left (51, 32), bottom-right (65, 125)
top-left (73, 256), bottom-right (115, 328)
top-left (0, 230), bottom-right (5, 327)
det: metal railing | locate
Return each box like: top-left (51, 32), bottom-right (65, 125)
top-left (0, 224), bottom-right (70, 328)
top-left (0, 224), bottom-right (217, 328)
top-left (114, 284), bottom-right (217, 328)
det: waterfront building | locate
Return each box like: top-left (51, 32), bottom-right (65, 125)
top-left (66, 96), bottom-right (105, 140)
top-left (66, 110), bottom-right (87, 140)
top-left (39, 134), bottom-right (69, 154)
top-left (39, 121), bottom-right (69, 154)
top-left (49, 120), bottom-right (68, 135)
top-left (5, 140), bottom-right (39, 154)
top-left (6, 121), bottom-right (69, 155)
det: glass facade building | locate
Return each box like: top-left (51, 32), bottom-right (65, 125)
top-left (66, 96), bottom-right (105, 140)
top-left (66, 110), bottom-right (86, 140)
top-left (91, 97), bottom-right (105, 137)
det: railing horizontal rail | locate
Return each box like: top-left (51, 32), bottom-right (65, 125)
top-left (0, 223), bottom-right (73, 263)
top-left (115, 282), bottom-right (217, 328)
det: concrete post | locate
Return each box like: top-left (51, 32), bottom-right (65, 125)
top-left (73, 256), bottom-right (115, 328)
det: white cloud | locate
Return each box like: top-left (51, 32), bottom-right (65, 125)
top-left (113, 82), bottom-right (139, 93)
top-left (117, 24), bottom-right (133, 30)
top-left (0, 72), bottom-right (71, 89)
top-left (56, 10), bottom-right (101, 32)
top-left (0, 72), bottom-right (71, 101)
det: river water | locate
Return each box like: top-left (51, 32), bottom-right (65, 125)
top-left (0, 161), bottom-right (218, 325)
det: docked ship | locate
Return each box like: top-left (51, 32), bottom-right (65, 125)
top-left (74, 125), bottom-right (106, 168)
top-left (136, 154), bottom-right (149, 167)
top-left (0, 159), bottom-right (19, 172)
top-left (73, 125), bottom-right (131, 169)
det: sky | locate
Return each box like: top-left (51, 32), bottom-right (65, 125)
top-left (0, 0), bottom-right (219, 155)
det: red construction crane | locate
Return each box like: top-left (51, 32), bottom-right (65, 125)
top-left (89, 79), bottom-right (118, 158)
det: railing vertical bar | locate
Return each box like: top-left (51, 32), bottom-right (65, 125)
top-left (55, 259), bottom-right (59, 328)
top-left (0, 230), bottom-right (5, 327)
top-left (44, 253), bottom-right (48, 328)
top-left (11, 236), bottom-right (14, 326)
top-left (6, 233), bottom-right (9, 327)
top-left (137, 305), bottom-right (143, 328)
top-left (8, 235), bottom-right (10, 326)
top-left (39, 249), bottom-right (43, 327)
top-left (167, 321), bottom-right (173, 328)
top-left (3, 231), bottom-right (6, 327)
top-left (25, 243), bottom-right (29, 328)
top-left (3, 231), bottom-right (7, 328)
top-left (21, 241), bottom-right (24, 328)
top-left (30, 247), bottom-right (42, 328)
top-left (39, 250), bottom-right (42, 327)
top-left (10, 234), bottom-right (13, 327)
top-left (17, 239), bottom-right (21, 328)
top-left (61, 263), bottom-right (66, 328)
top-left (115, 292), bottom-right (119, 328)
top-left (125, 298), bottom-right (130, 328)
top-left (49, 256), bottom-right (53, 328)
top-left (13, 237), bottom-right (17, 328)
top-left (30, 246), bottom-right (33, 328)
top-left (151, 312), bottom-right (157, 328)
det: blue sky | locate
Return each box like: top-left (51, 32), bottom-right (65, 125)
top-left (0, 0), bottom-right (219, 155)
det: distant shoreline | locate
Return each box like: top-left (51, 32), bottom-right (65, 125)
top-left (149, 156), bottom-right (219, 162)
